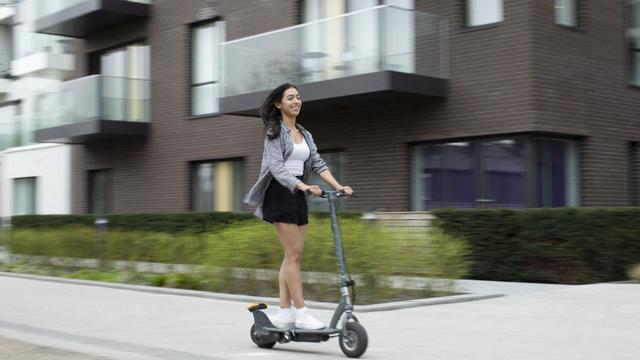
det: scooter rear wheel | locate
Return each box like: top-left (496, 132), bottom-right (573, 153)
top-left (250, 324), bottom-right (276, 349)
top-left (339, 321), bottom-right (368, 358)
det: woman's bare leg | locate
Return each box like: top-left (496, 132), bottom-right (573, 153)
top-left (278, 260), bottom-right (291, 308)
top-left (275, 222), bottom-right (306, 308)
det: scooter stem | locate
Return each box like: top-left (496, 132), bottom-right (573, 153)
top-left (326, 192), bottom-right (353, 294)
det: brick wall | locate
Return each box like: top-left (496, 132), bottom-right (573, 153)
top-left (530, 0), bottom-right (640, 206)
top-left (71, 0), bottom-right (640, 213)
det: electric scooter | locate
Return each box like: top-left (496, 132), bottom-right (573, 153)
top-left (247, 190), bottom-right (368, 358)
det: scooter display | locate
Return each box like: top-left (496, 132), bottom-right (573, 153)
top-left (247, 190), bottom-right (368, 358)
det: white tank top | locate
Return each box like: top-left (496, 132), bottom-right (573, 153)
top-left (284, 137), bottom-right (310, 176)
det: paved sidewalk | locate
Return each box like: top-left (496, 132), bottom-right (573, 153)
top-left (0, 274), bottom-right (638, 360)
top-left (0, 336), bottom-right (114, 360)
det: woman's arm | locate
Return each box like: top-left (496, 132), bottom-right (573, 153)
top-left (318, 169), bottom-right (353, 195)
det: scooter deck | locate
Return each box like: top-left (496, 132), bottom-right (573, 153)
top-left (261, 326), bottom-right (339, 334)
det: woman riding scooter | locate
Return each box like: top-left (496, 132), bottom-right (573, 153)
top-left (244, 83), bottom-right (354, 330)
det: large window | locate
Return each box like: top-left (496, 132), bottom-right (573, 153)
top-left (307, 150), bottom-right (345, 212)
top-left (13, 177), bottom-right (37, 215)
top-left (411, 136), bottom-right (579, 209)
top-left (191, 21), bottom-right (224, 116)
top-left (466, 0), bottom-right (503, 27)
top-left (555, 0), bottom-right (578, 27)
top-left (301, 1), bottom-right (415, 80)
top-left (628, 0), bottom-right (640, 86)
top-left (630, 142), bottom-right (639, 206)
top-left (98, 43), bottom-right (150, 122)
top-left (89, 169), bottom-right (113, 214)
top-left (192, 159), bottom-right (243, 212)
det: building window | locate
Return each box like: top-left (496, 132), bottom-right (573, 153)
top-left (13, 177), bottom-right (37, 215)
top-left (535, 138), bottom-right (579, 207)
top-left (481, 138), bottom-right (527, 208)
top-left (300, 1), bottom-right (415, 79)
top-left (466, 0), bottom-right (503, 27)
top-left (411, 136), bottom-right (579, 209)
top-left (628, 0), bottom-right (640, 86)
top-left (555, 0), bottom-right (577, 27)
top-left (191, 21), bottom-right (224, 116)
top-left (191, 159), bottom-right (243, 212)
top-left (630, 142), bottom-right (639, 206)
top-left (0, 103), bottom-right (20, 151)
top-left (307, 150), bottom-right (345, 212)
top-left (89, 169), bottom-right (112, 214)
top-left (94, 43), bottom-right (151, 122)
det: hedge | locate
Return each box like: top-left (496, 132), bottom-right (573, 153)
top-left (6, 215), bottom-right (470, 283)
top-left (10, 212), bottom-right (363, 233)
top-left (11, 213), bottom-right (254, 233)
top-left (433, 208), bottom-right (640, 284)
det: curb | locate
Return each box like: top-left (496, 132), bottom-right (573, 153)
top-left (0, 271), bottom-right (503, 312)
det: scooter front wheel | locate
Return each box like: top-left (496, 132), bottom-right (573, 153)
top-left (250, 324), bottom-right (276, 349)
top-left (339, 322), bottom-right (368, 358)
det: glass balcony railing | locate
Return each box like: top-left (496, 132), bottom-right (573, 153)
top-left (36, 0), bottom-right (151, 19)
top-left (13, 29), bottom-right (74, 58)
top-left (220, 5), bottom-right (448, 98)
top-left (0, 51), bottom-right (11, 77)
top-left (36, 75), bottom-right (150, 128)
top-left (0, 116), bottom-right (34, 151)
top-left (0, 116), bottom-right (19, 151)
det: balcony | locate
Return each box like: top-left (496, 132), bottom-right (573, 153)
top-left (11, 30), bottom-right (75, 79)
top-left (0, 116), bottom-right (19, 151)
top-left (220, 5), bottom-right (448, 116)
top-left (34, 75), bottom-right (149, 144)
top-left (0, 51), bottom-right (11, 94)
top-left (35, 0), bottom-right (151, 38)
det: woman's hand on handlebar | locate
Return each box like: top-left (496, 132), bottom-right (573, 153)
top-left (304, 184), bottom-right (323, 198)
top-left (338, 185), bottom-right (354, 196)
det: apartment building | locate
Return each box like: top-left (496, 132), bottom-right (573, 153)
top-left (0, 0), bottom-right (74, 217)
top-left (29, 0), bottom-right (640, 214)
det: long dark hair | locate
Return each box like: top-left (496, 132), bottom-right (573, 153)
top-left (260, 83), bottom-right (298, 140)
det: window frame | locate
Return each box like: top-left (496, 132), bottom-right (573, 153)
top-left (189, 17), bottom-right (224, 118)
top-left (12, 176), bottom-right (37, 215)
top-left (88, 168), bottom-right (113, 215)
top-left (190, 157), bottom-right (244, 212)
top-left (464, 0), bottom-right (504, 29)
top-left (627, 0), bottom-right (640, 87)
top-left (554, 0), bottom-right (580, 29)
top-left (410, 135), bottom-right (580, 210)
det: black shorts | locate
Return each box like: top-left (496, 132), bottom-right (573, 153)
top-left (262, 176), bottom-right (308, 226)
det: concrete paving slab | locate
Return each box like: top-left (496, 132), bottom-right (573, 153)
top-left (0, 275), bottom-right (638, 360)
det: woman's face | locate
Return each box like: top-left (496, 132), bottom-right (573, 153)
top-left (276, 87), bottom-right (302, 118)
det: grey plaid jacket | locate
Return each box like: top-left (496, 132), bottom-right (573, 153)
top-left (244, 122), bottom-right (328, 219)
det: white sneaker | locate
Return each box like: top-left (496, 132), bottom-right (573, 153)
top-left (270, 307), bottom-right (295, 328)
top-left (295, 307), bottom-right (326, 330)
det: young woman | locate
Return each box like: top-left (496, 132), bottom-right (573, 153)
top-left (244, 83), bottom-right (353, 330)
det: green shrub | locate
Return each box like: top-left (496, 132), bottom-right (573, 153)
top-left (7, 215), bottom-right (470, 284)
top-left (206, 216), bottom-right (470, 282)
top-left (10, 213), bottom-right (255, 233)
top-left (433, 208), bottom-right (640, 284)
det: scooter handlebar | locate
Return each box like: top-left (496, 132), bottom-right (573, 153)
top-left (318, 190), bottom-right (356, 198)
